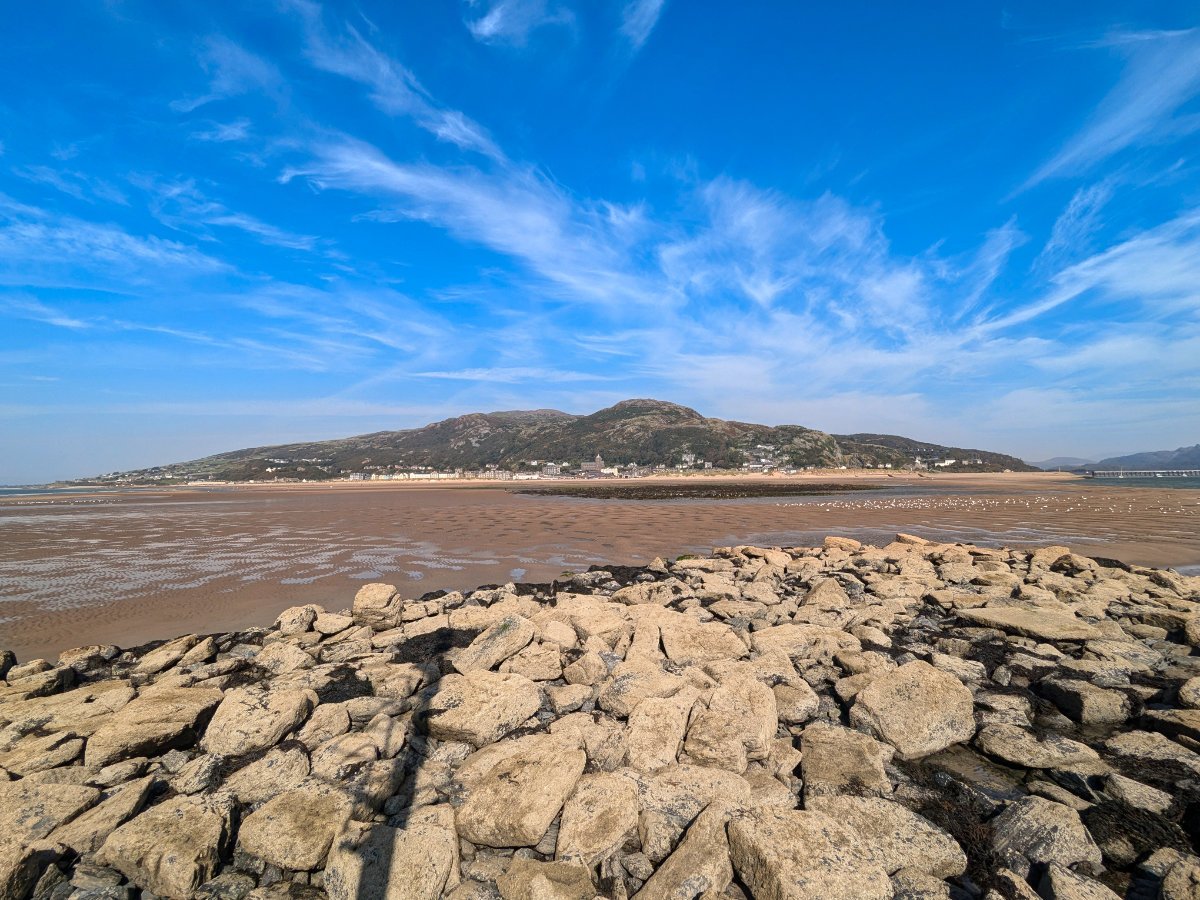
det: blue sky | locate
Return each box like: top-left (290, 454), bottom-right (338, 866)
top-left (2, 1), bottom-right (1199, 482)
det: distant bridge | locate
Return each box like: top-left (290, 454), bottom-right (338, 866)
top-left (1086, 469), bottom-right (1200, 478)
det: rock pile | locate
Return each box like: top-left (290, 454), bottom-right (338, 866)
top-left (3, 535), bottom-right (1200, 900)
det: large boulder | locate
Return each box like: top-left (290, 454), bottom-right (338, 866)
top-left (49, 775), bottom-right (155, 853)
top-left (421, 671), bottom-right (541, 746)
top-left (683, 674), bottom-right (777, 772)
top-left (452, 615), bottom-right (535, 673)
top-left (98, 793), bottom-right (235, 899)
top-left (957, 607), bottom-right (1102, 641)
top-left (200, 687), bottom-right (314, 757)
top-left (750, 624), bottom-right (861, 663)
top-left (237, 785), bottom-right (355, 871)
top-left (0, 778), bottom-right (98, 844)
top-left (774, 680), bottom-right (819, 725)
top-left (597, 661), bottom-right (685, 718)
top-left (625, 689), bottom-right (697, 771)
top-left (1038, 863), bottom-right (1122, 900)
top-left (496, 858), bottom-right (594, 900)
top-left (635, 765), bottom-right (753, 863)
top-left (727, 806), bottom-right (892, 899)
top-left (85, 687), bottom-right (223, 767)
top-left (1104, 730), bottom-right (1200, 781)
top-left (850, 661), bottom-right (975, 758)
top-left (0, 839), bottom-right (65, 900)
top-left (555, 772), bottom-right (638, 865)
top-left (0, 731), bottom-right (83, 776)
top-left (325, 818), bottom-right (457, 900)
top-left (991, 797), bottom-right (1102, 872)
top-left (456, 735), bottom-right (586, 847)
top-left (132, 635), bottom-right (199, 676)
top-left (633, 803), bottom-right (733, 900)
top-left (352, 583), bottom-right (404, 629)
top-left (223, 745), bottom-right (312, 805)
top-left (275, 605), bottom-right (319, 635)
top-left (976, 725), bottom-right (1099, 769)
top-left (806, 796), bottom-right (966, 878)
top-left (254, 642), bottom-right (315, 676)
top-left (1041, 679), bottom-right (1131, 725)
top-left (660, 618), bottom-right (747, 666)
top-left (0, 679), bottom-right (134, 737)
top-left (800, 723), bottom-right (892, 800)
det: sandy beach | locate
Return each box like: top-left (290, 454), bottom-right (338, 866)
top-left (2, 471), bottom-right (1197, 661)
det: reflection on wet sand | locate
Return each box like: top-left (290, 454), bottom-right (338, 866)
top-left (1, 474), bottom-right (1196, 660)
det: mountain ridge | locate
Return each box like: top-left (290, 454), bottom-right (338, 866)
top-left (1094, 444), bottom-right (1200, 470)
top-left (1028, 457), bottom-right (1097, 471)
top-left (80, 399), bottom-right (1038, 483)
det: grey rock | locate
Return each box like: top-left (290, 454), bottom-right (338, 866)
top-left (990, 796), bottom-right (1102, 873)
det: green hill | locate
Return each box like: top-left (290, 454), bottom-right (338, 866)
top-left (82, 399), bottom-right (1037, 483)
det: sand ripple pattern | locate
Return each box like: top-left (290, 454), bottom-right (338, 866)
top-left (0, 479), bottom-right (1196, 658)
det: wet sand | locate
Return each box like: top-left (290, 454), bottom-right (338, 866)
top-left (2, 472), bottom-right (1197, 661)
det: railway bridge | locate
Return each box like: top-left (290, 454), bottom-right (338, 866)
top-left (1086, 469), bottom-right (1200, 478)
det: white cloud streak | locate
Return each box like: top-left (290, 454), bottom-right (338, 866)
top-left (142, 178), bottom-right (318, 251)
top-left (1027, 28), bottom-right (1200, 186)
top-left (171, 36), bottom-right (283, 113)
top-left (191, 119), bottom-right (252, 143)
top-left (282, 137), bottom-right (662, 308)
top-left (0, 210), bottom-right (227, 287)
top-left (289, 0), bottom-right (503, 160)
top-left (620, 0), bottom-right (666, 50)
top-left (465, 0), bottom-right (574, 46)
top-left (1036, 179), bottom-right (1115, 267)
top-left (978, 206), bottom-right (1200, 332)
top-left (11, 166), bottom-right (128, 205)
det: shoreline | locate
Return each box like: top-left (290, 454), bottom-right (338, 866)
top-left (2, 535), bottom-right (1199, 899)
top-left (4, 469), bottom-right (1084, 501)
top-left (2, 473), bottom-right (1196, 662)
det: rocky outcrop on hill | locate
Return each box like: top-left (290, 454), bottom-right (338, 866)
top-left (3, 537), bottom-right (1200, 900)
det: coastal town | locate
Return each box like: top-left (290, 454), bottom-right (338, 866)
top-left (71, 449), bottom-right (1004, 488)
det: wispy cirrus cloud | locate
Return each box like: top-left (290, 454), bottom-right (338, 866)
top-left (979, 206), bottom-right (1200, 333)
top-left (1026, 28), bottom-right (1200, 187)
top-left (0, 206), bottom-right (227, 288)
top-left (191, 119), bottom-right (252, 143)
top-left (1, 295), bottom-right (92, 330)
top-left (414, 366), bottom-right (601, 383)
top-left (0, 286), bottom-right (438, 375)
top-left (60, 5), bottom-right (1200, 455)
top-left (140, 178), bottom-right (318, 251)
top-left (1036, 179), bottom-right (1115, 268)
top-left (171, 36), bottom-right (283, 114)
top-left (464, 0), bottom-right (574, 46)
top-left (619, 0), bottom-right (667, 50)
top-left (282, 136), bottom-right (662, 308)
top-left (11, 165), bottom-right (128, 205)
top-left (288, 0), bottom-right (503, 160)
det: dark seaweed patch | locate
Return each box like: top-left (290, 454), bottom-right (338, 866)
top-left (1082, 801), bottom-right (1190, 863)
top-left (516, 482), bottom-right (882, 501)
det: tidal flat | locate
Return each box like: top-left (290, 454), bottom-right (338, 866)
top-left (1, 472), bottom-right (1197, 661)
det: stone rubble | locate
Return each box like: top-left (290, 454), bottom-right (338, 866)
top-left (2, 536), bottom-right (1200, 899)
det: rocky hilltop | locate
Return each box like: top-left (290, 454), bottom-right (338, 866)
top-left (4, 537), bottom-right (1200, 900)
top-left (84, 399), bottom-right (1035, 482)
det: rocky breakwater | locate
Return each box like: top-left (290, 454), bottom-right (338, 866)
top-left (3, 537), bottom-right (1200, 900)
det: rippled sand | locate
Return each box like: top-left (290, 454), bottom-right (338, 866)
top-left (1, 473), bottom-right (1197, 660)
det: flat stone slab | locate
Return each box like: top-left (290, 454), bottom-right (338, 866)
top-left (957, 607), bottom-right (1103, 641)
top-left (85, 687), bottom-right (223, 768)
